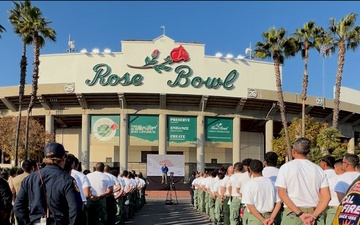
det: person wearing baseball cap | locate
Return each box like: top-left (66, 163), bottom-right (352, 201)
top-left (14, 142), bottom-right (82, 225)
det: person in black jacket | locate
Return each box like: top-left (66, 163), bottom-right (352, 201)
top-left (0, 176), bottom-right (12, 225)
top-left (14, 142), bottom-right (82, 225)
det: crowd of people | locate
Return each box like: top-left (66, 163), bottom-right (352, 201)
top-left (0, 142), bottom-right (148, 225)
top-left (1, 138), bottom-right (360, 225)
top-left (190, 137), bottom-right (360, 225)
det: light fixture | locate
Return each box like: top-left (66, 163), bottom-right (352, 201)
top-left (226, 53), bottom-right (234, 59)
top-left (245, 43), bottom-right (252, 59)
top-left (104, 48), bottom-right (112, 53)
top-left (92, 48), bottom-right (100, 54)
top-left (215, 52), bottom-right (223, 57)
top-left (80, 48), bottom-right (88, 53)
top-left (237, 54), bottom-right (245, 60)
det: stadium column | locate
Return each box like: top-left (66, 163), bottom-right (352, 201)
top-left (120, 113), bottom-right (128, 172)
top-left (197, 115), bottom-right (205, 173)
top-left (347, 137), bottom-right (355, 153)
top-left (45, 113), bottom-right (54, 135)
top-left (159, 114), bottom-right (167, 155)
top-left (81, 113), bottom-right (90, 170)
top-left (265, 120), bottom-right (273, 152)
top-left (232, 117), bottom-right (241, 164)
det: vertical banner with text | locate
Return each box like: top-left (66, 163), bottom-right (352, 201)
top-left (129, 115), bottom-right (159, 146)
top-left (168, 115), bottom-right (197, 146)
top-left (90, 115), bottom-right (120, 145)
top-left (205, 117), bottom-right (233, 146)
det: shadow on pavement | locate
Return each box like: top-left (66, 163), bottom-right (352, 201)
top-left (125, 198), bottom-right (213, 225)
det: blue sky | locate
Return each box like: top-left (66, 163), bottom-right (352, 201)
top-left (0, 1), bottom-right (359, 99)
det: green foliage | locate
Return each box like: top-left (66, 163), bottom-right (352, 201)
top-left (0, 24), bottom-right (5, 38)
top-left (332, 147), bottom-right (347, 160)
top-left (273, 115), bottom-right (347, 164)
top-left (273, 137), bottom-right (287, 163)
top-left (273, 116), bottom-right (322, 162)
top-left (307, 148), bottom-right (323, 164)
top-left (316, 127), bottom-right (342, 154)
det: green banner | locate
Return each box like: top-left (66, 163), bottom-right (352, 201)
top-left (90, 115), bottom-right (120, 144)
top-left (168, 116), bottom-right (197, 146)
top-left (129, 115), bottom-right (159, 145)
top-left (205, 117), bottom-right (233, 142)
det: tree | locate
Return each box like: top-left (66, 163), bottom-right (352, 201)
top-left (0, 116), bottom-right (54, 162)
top-left (8, 0), bottom-right (33, 167)
top-left (316, 127), bottom-right (342, 155)
top-left (21, 4), bottom-right (56, 159)
top-left (273, 116), bottom-right (323, 163)
top-left (273, 116), bottom-right (345, 163)
top-left (328, 13), bottom-right (360, 129)
top-left (0, 24), bottom-right (5, 38)
top-left (292, 21), bottom-right (326, 136)
top-left (254, 27), bottom-right (298, 161)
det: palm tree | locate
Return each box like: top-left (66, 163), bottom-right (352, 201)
top-left (0, 24), bottom-right (5, 37)
top-left (8, 0), bottom-right (33, 167)
top-left (328, 13), bottom-right (360, 129)
top-left (254, 27), bottom-right (298, 161)
top-left (20, 4), bottom-right (56, 159)
top-left (292, 21), bottom-right (326, 137)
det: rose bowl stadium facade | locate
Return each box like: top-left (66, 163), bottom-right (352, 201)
top-left (0, 35), bottom-right (359, 178)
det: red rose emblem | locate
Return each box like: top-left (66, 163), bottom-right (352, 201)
top-left (170, 45), bottom-right (189, 62)
top-left (151, 49), bottom-right (159, 59)
top-left (110, 123), bottom-right (118, 130)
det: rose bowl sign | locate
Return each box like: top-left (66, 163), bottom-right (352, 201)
top-left (85, 45), bottom-right (239, 90)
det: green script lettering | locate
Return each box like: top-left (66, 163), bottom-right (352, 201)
top-left (223, 70), bottom-right (238, 90)
top-left (167, 65), bottom-right (238, 90)
top-left (85, 63), bottom-right (238, 90)
top-left (167, 65), bottom-right (192, 87)
top-left (85, 63), bottom-right (144, 86)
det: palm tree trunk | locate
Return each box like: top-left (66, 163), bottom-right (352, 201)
top-left (301, 49), bottom-right (309, 137)
top-left (332, 41), bottom-right (345, 129)
top-left (274, 57), bottom-right (292, 160)
top-left (14, 43), bottom-right (27, 166)
top-left (24, 110), bottom-right (30, 160)
top-left (25, 34), bottom-right (40, 159)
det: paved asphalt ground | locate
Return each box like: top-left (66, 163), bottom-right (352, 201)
top-left (125, 198), bottom-right (213, 225)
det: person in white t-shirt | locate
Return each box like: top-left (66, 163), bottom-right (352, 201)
top-left (104, 165), bottom-right (121, 225)
top-left (229, 162), bottom-right (244, 225)
top-left (199, 173), bottom-right (208, 213)
top-left (325, 159), bottom-right (345, 225)
top-left (334, 153), bottom-right (359, 202)
top-left (220, 165), bottom-right (233, 225)
top-left (237, 159), bottom-right (252, 225)
top-left (208, 170), bottom-right (218, 223)
top-left (192, 172), bottom-right (203, 211)
top-left (138, 172), bottom-right (147, 207)
top-left (63, 154), bottom-right (86, 225)
top-left (242, 159), bottom-right (282, 225)
top-left (262, 151), bottom-right (281, 225)
top-left (320, 155), bottom-right (337, 180)
top-left (275, 137), bottom-right (330, 225)
top-left (262, 151), bottom-right (279, 184)
top-left (86, 162), bottom-right (113, 225)
top-left (66, 155), bottom-right (91, 225)
top-left (214, 171), bottom-right (225, 225)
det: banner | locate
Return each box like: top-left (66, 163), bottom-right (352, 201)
top-left (332, 178), bottom-right (360, 225)
top-left (205, 117), bottom-right (233, 142)
top-left (168, 115), bottom-right (197, 146)
top-left (90, 115), bottom-right (120, 145)
top-left (129, 115), bottom-right (159, 146)
top-left (146, 154), bottom-right (185, 176)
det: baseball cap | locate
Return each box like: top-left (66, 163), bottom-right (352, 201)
top-left (44, 142), bottom-right (68, 159)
